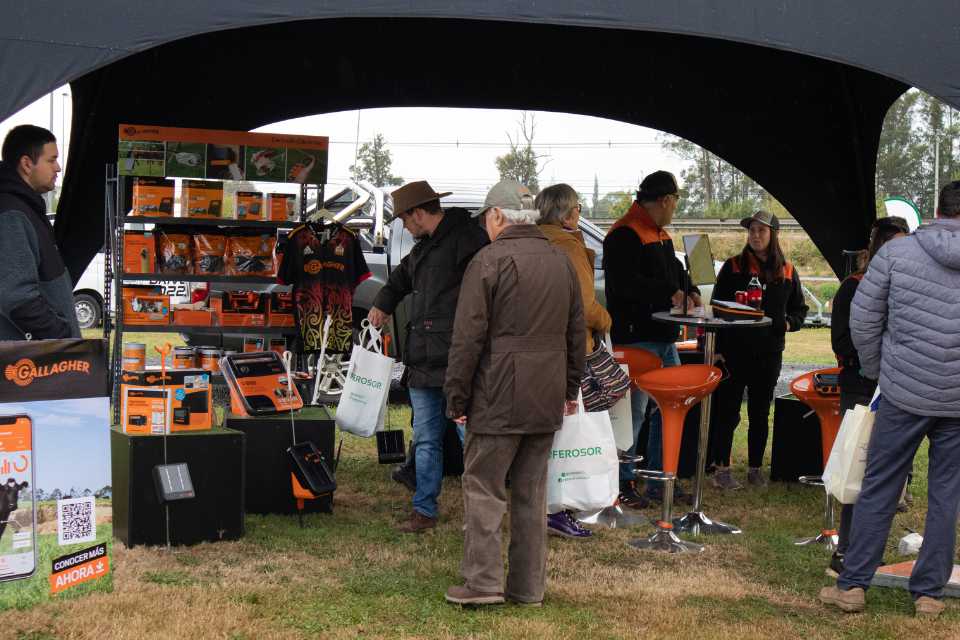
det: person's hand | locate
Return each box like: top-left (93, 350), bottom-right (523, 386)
top-left (671, 289), bottom-right (685, 308)
top-left (564, 400), bottom-right (578, 416)
top-left (367, 306), bottom-right (389, 328)
top-left (714, 353), bottom-right (725, 365)
top-left (690, 292), bottom-right (703, 307)
top-left (453, 415), bottom-right (467, 425)
top-left (785, 320), bottom-right (791, 331)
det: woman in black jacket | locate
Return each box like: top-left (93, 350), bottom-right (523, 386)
top-left (827, 215), bottom-right (908, 575)
top-left (708, 210), bottom-right (808, 489)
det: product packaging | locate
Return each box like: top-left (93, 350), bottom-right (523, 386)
top-left (220, 351), bottom-right (303, 416)
top-left (266, 193), bottom-right (296, 221)
top-left (192, 231), bottom-right (227, 276)
top-left (236, 191), bottom-right (264, 221)
top-left (268, 291), bottom-right (295, 327)
top-left (181, 180), bottom-right (224, 218)
top-left (156, 227), bottom-right (193, 275)
top-left (226, 230), bottom-right (277, 276)
top-left (121, 286), bottom-right (170, 325)
top-left (122, 231), bottom-right (156, 274)
top-left (131, 177), bottom-right (174, 216)
top-left (119, 369), bottom-right (212, 433)
top-left (220, 291), bottom-right (267, 327)
top-left (0, 339), bottom-right (112, 608)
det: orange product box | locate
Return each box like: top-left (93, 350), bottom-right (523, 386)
top-left (173, 308), bottom-right (215, 326)
top-left (268, 291), bottom-right (295, 327)
top-left (267, 193), bottom-right (297, 221)
top-left (236, 191), bottom-right (264, 220)
top-left (122, 286), bottom-right (169, 325)
top-left (220, 291), bottom-right (267, 327)
top-left (181, 179), bottom-right (224, 218)
top-left (123, 231), bottom-right (156, 274)
top-left (120, 369), bottom-right (213, 433)
top-left (131, 177), bottom-right (174, 216)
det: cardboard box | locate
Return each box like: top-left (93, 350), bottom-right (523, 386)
top-left (122, 286), bottom-right (170, 325)
top-left (268, 291), bottom-right (295, 327)
top-left (221, 291), bottom-right (267, 327)
top-left (267, 193), bottom-right (296, 221)
top-left (182, 179), bottom-right (224, 218)
top-left (173, 308), bottom-right (215, 326)
top-left (236, 191), bottom-right (264, 220)
top-left (119, 369), bottom-right (212, 433)
top-left (123, 231), bottom-right (156, 274)
top-left (131, 177), bottom-right (174, 216)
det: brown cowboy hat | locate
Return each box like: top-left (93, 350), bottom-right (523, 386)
top-left (390, 181), bottom-right (452, 216)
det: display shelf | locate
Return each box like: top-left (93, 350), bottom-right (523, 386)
top-left (121, 272), bottom-right (282, 284)
top-left (123, 216), bottom-right (295, 229)
top-left (121, 324), bottom-right (296, 335)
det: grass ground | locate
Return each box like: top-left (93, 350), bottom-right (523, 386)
top-left (2, 397), bottom-right (956, 639)
top-left (783, 326), bottom-right (836, 365)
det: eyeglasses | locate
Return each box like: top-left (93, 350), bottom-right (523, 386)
top-left (574, 203), bottom-right (583, 213)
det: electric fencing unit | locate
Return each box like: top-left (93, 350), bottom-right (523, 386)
top-left (220, 351), bottom-right (304, 415)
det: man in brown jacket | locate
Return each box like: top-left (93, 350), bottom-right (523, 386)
top-left (443, 180), bottom-right (585, 606)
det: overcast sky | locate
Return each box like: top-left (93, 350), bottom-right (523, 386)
top-left (1, 85), bottom-right (687, 200)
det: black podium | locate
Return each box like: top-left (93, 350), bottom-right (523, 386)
top-left (770, 394), bottom-right (824, 482)
top-left (112, 428), bottom-right (245, 547)
top-left (225, 412), bottom-right (336, 515)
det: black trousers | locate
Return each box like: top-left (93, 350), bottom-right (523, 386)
top-left (708, 351), bottom-right (783, 468)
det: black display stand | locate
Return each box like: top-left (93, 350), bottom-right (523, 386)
top-left (225, 414), bottom-right (336, 515)
top-left (111, 428), bottom-right (245, 546)
top-left (770, 394), bottom-right (824, 482)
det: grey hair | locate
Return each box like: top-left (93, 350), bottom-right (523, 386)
top-left (535, 183), bottom-right (578, 226)
top-left (500, 207), bottom-right (540, 225)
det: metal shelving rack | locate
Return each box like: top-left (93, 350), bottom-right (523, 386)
top-left (105, 164), bottom-right (322, 423)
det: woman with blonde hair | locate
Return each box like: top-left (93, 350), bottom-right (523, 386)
top-left (535, 183), bottom-right (611, 539)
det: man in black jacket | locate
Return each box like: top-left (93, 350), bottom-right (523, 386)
top-left (603, 171), bottom-right (698, 503)
top-left (0, 125), bottom-right (79, 340)
top-left (368, 181), bottom-right (489, 532)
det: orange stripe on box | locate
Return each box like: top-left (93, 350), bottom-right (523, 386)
top-left (119, 124), bottom-right (329, 150)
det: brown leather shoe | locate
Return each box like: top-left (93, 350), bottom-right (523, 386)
top-left (818, 585), bottom-right (865, 612)
top-left (914, 596), bottom-right (945, 619)
top-left (397, 510), bottom-right (437, 533)
top-left (445, 584), bottom-right (505, 605)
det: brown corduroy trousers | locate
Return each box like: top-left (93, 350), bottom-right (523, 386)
top-left (460, 430), bottom-right (554, 603)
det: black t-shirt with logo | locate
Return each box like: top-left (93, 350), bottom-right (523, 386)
top-left (278, 222), bottom-right (370, 353)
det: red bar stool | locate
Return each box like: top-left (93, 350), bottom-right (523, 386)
top-left (576, 346), bottom-right (664, 529)
top-left (790, 367), bottom-right (843, 550)
top-left (629, 364), bottom-right (722, 553)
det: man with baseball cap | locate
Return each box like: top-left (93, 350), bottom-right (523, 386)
top-left (444, 179), bottom-right (584, 605)
top-left (603, 170), bottom-right (699, 505)
top-left (369, 180), bottom-right (489, 533)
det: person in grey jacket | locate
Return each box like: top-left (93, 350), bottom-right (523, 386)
top-left (820, 181), bottom-right (960, 619)
top-left (0, 125), bottom-right (79, 340)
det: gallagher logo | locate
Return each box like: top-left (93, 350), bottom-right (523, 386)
top-left (4, 358), bottom-right (91, 387)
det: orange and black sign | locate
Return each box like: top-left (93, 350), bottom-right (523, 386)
top-left (0, 339), bottom-right (107, 401)
top-left (49, 543), bottom-right (110, 595)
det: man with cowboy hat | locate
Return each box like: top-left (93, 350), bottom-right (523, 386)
top-left (369, 180), bottom-right (489, 533)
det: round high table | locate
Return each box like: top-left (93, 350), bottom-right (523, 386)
top-left (651, 311), bottom-right (771, 535)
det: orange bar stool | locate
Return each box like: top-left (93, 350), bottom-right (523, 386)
top-left (790, 367), bottom-right (843, 550)
top-left (629, 364), bottom-right (722, 553)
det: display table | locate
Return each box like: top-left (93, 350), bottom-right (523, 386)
top-left (652, 311), bottom-right (771, 535)
top-left (111, 427), bottom-right (245, 547)
top-left (225, 408), bottom-right (336, 515)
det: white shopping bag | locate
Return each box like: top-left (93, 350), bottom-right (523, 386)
top-left (335, 321), bottom-right (394, 437)
top-left (608, 364), bottom-right (634, 451)
top-left (546, 394), bottom-right (619, 513)
top-left (822, 389), bottom-right (880, 504)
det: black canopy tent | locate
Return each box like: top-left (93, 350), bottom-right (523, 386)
top-left (3, 2), bottom-right (959, 281)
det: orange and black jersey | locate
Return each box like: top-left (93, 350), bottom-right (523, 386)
top-left (711, 251), bottom-right (808, 355)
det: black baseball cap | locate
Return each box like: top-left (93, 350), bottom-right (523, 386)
top-left (637, 171), bottom-right (679, 201)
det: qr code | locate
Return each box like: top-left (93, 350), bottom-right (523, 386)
top-left (57, 496), bottom-right (97, 545)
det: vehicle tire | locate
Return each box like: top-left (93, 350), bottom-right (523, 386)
top-left (74, 293), bottom-right (102, 329)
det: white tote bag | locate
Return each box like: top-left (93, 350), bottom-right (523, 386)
top-left (608, 364), bottom-right (634, 451)
top-left (335, 321), bottom-right (394, 437)
top-left (822, 389), bottom-right (880, 504)
top-left (546, 394), bottom-right (619, 513)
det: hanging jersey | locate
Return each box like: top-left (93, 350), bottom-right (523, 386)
top-left (278, 223), bottom-right (371, 353)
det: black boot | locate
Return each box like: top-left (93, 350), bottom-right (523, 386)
top-left (391, 442), bottom-right (417, 492)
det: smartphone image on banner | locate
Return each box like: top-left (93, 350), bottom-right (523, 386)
top-left (0, 415), bottom-right (36, 582)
